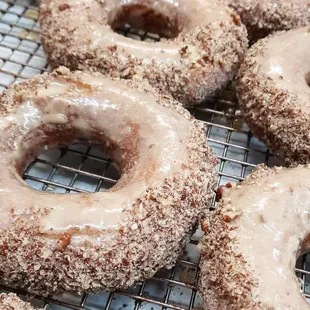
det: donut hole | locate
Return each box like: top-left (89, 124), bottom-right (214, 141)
top-left (305, 72), bottom-right (310, 87)
top-left (295, 236), bottom-right (310, 295)
top-left (110, 4), bottom-right (182, 39)
top-left (23, 143), bottom-right (120, 194)
top-left (296, 252), bottom-right (310, 295)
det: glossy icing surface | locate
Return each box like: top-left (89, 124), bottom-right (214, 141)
top-left (258, 27), bottom-right (310, 107)
top-left (40, 0), bottom-right (248, 107)
top-left (49, 0), bottom-right (232, 62)
top-left (229, 166), bottom-right (310, 309)
top-left (0, 72), bottom-right (191, 234)
top-left (0, 69), bottom-right (217, 294)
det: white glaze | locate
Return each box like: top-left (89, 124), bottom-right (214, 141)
top-left (258, 27), bottom-right (310, 107)
top-left (230, 166), bottom-right (310, 309)
top-left (63, 0), bottom-right (232, 62)
top-left (0, 73), bottom-right (191, 233)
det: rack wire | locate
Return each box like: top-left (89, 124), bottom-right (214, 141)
top-left (0, 0), bottom-right (309, 309)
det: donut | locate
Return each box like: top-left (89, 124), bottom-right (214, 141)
top-left (223, 0), bottom-right (310, 42)
top-left (0, 294), bottom-right (35, 310)
top-left (39, 0), bottom-right (248, 107)
top-left (199, 164), bottom-right (310, 309)
top-left (237, 27), bottom-right (310, 165)
top-left (0, 67), bottom-right (217, 294)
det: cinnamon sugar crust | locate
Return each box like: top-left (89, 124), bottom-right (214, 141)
top-left (0, 68), bottom-right (217, 294)
top-left (199, 164), bottom-right (310, 309)
top-left (0, 294), bottom-right (36, 310)
top-left (224, 0), bottom-right (310, 42)
top-left (237, 27), bottom-right (310, 165)
top-left (39, 0), bottom-right (248, 107)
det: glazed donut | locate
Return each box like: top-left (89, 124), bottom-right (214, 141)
top-left (223, 0), bottom-right (310, 42)
top-left (0, 294), bottom-right (35, 310)
top-left (237, 27), bottom-right (310, 165)
top-left (199, 164), bottom-right (310, 309)
top-left (39, 0), bottom-right (248, 107)
top-left (0, 67), bottom-right (217, 294)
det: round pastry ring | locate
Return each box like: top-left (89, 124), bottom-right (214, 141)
top-left (39, 0), bottom-right (248, 107)
top-left (0, 67), bottom-right (217, 294)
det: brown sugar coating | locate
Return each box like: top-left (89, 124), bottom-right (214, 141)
top-left (0, 67), bottom-right (217, 294)
top-left (223, 0), bottom-right (310, 42)
top-left (0, 294), bottom-right (36, 310)
top-left (237, 27), bottom-right (310, 165)
top-left (199, 164), bottom-right (310, 309)
top-left (39, 0), bottom-right (248, 107)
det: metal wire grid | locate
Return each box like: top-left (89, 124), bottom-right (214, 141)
top-left (0, 0), bottom-right (309, 308)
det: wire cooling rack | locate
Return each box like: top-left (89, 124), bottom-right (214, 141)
top-left (0, 0), bottom-right (309, 309)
